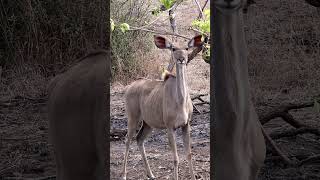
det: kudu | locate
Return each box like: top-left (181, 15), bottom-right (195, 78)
top-left (47, 50), bottom-right (108, 180)
top-left (122, 35), bottom-right (203, 180)
top-left (212, 0), bottom-right (266, 180)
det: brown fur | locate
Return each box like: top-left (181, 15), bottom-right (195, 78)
top-left (47, 50), bottom-right (108, 180)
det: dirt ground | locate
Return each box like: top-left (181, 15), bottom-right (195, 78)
top-left (1, 0), bottom-right (320, 180)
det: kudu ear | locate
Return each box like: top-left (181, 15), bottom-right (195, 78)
top-left (188, 35), bottom-right (203, 48)
top-left (154, 35), bottom-right (173, 49)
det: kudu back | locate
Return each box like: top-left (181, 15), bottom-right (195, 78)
top-left (47, 50), bottom-right (108, 180)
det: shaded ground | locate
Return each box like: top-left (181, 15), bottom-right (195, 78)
top-left (245, 0), bottom-right (320, 179)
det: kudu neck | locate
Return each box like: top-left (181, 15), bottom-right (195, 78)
top-left (213, 7), bottom-right (251, 130)
top-left (176, 63), bottom-right (188, 105)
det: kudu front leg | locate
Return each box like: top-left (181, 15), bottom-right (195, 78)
top-left (136, 123), bottom-right (155, 179)
top-left (182, 123), bottom-right (196, 180)
top-left (167, 128), bottom-right (179, 180)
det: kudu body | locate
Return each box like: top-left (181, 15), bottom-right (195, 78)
top-left (212, 0), bottom-right (266, 179)
top-left (47, 50), bottom-right (108, 180)
top-left (122, 35), bottom-right (203, 180)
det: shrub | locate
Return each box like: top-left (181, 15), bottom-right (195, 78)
top-left (111, 0), bottom-right (155, 82)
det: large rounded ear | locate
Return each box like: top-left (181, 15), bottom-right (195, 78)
top-left (154, 35), bottom-right (173, 49)
top-left (188, 35), bottom-right (203, 48)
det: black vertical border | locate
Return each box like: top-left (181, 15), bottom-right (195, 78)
top-left (210, 2), bottom-right (215, 180)
top-left (104, 0), bottom-right (111, 178)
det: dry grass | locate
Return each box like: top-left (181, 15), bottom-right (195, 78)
top-left (245, 0), bottom-right (320, 104)
top-left (0, 64), bottom-right (48, 100)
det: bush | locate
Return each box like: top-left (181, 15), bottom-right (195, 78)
top-left (111, 0), bottom-right (155, 82)
top-left (0, 0), bottom-right (108, 74)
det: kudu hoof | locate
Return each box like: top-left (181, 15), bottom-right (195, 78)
top-left (147, 175), bottom-right (156, 180)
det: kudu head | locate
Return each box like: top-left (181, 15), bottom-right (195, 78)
top-left (154, 35), bottom-right (204, 67)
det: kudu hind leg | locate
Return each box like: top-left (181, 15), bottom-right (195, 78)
top-left (182, 123), bottom-right (196, 180)
top-left (122, 114), bottom-right (139, 180)
top-left (167, 128), bottom-right (179, 180)
top-left (136, 122), bottom-right (155, 179)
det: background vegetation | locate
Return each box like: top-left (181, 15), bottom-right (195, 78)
top-left (0, 0), bottom-right (108, 98)
top-left (111, 0), bottom-right (155, 82)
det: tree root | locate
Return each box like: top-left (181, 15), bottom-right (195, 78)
top-left (298, 154), bottom-right (320, 166)
top-left (270, 127), bottom-right (320, 140)
top-left (260, 100), bottom-right (319, 126)
top-left (261, 126), bottom-right (295, 165)
top-left (259, 99), bottom-right (320, 166)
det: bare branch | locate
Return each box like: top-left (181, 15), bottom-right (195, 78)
top-left (201, 0), bottom-right (209, 12)
top-left (189, 27), bottom-right (209, 36)
top-left (194, 0), bottom-right (204, 19)
top-left (129, 27), bottom-right (190, 39)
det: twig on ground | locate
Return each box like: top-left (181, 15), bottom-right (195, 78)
top-left (270, 127), bottom-right (320, 139)
top-left (260, 99), bottom-right (320, 126)
top-left (110, 129), bottom-right (127, 141)
top-left (193, 103), bottom-right (202, 114)
top-left (194, 101), bottom-right (209, 106)
top-left (299, 154), bottom-right (320, 166)
top-left (260, 125), bottom-right (295, 165)
top-left (261, 111), bottom-right (305, 128)
top-left (191, 94), bottom-right (208, 101)
top-left (192, 140), bottom-right (210, 145)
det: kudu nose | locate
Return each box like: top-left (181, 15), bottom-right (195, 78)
top-left (178, 57), bottom-right (185, 64)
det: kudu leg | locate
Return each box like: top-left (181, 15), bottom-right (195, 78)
top-left (122, 120), bottom-right (137, 180)
top-left (167, 128), bottom-right (179, 180)
top-left (136, 122), bottom-right (155, 179)
top-left (182, 123), bottom-right (196, 180)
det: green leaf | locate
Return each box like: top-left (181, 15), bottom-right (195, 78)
top-left (204, 9), bottom-right (210, 18)
top-left (160, 0), bottom-right (176, 10)
top-left (119, 23), bottom-right (130, 33)
top-left (110, 19), bottom-right (115, 32)
top-left (314, 99), bottom-right (320, 113)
